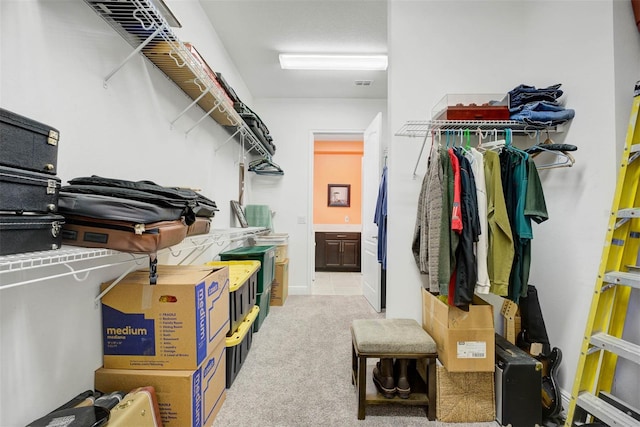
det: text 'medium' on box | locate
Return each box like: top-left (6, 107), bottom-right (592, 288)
top-left (101, 265), bottom-right (230, 370)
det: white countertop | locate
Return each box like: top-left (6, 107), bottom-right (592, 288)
top-left (314, 224), bottom-right (362, 232)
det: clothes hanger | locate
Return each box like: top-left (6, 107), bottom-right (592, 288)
top-left (480, 128), bottom-right (506, 151)
top-left (525, 131), bottom-right (576, 169)
top-left (463, 129), bottom-right (471, 152)
top-left (504, 128), bottom-right (529, 160)
top-left (476, 128), bottom-right (487, 150)
top-left (248, 157), bottom-right (284, 175)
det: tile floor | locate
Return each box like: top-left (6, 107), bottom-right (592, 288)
top-left (312, 271), bottom-right (363, 295)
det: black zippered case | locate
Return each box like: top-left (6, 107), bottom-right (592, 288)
top-left (58, 192), bottom-right (185, 223)
top-left (240, 113), bottom-right (276, 155)
top-left (0, 214), bottom-right (65, 256)
top-left (0, 165), bottom-right (61, 213)
top-left (0, 108), bottom-right (60, 175)
top-left (63, 176), bottom-right (218, 221)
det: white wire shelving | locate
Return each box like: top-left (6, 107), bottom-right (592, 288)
top-left (0, 227), bottom-right (267, 293)
top-left (395, 119), bottom-right (564, 177)
top-left (395, 119), bottom-right (560, 138)
top-left (83, 0), bottom-right (273, 158)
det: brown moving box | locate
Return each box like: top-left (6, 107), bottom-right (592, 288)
top-left (96, 339), bottom-right (226, 427)
top-left (421, 288), bottom-right (495, 372)
top-left (101, 265), bottom-right (229, 370)
top-left (270, 258), bottom-right (289, 306)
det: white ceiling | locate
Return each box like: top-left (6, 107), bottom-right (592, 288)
top-left (198, 0), bottom-right (388, 99)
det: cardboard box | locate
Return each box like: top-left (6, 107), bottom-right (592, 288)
top-left (270, 258), bottom-right (289, 306)
top-left (95, 339), bottom-right (226, 427)
top-left (500, 298), bottom-right (521, 345)
top-left (421, 288), bottom-right (495, 372)
top-left (101, 265), bottom-right (229, 370)
top-left (436, 360), bottom-right (495, 422)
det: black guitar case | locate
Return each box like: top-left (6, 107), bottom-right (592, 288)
top-left (517, 284), bottom-right (563, 423)
top-left (518, 285), bottom-right (551, 355)
top-left (26, 406), bottom-right (110, 427)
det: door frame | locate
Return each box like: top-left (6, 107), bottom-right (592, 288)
top-left (307, 129), bottom-right (365, 293)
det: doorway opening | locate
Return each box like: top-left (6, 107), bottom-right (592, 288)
top-left (307, 113), bottom-right (384, 311)
top-left (311, 132), bottom-right (364, 296)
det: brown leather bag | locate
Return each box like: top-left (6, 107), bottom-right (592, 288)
top-left (61, 215), bottom-right (187, 254)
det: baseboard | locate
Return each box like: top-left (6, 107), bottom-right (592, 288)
top-left (288, 285), bottom-right (310, 295)
top-left (559, 386), bottom-right (571, 422)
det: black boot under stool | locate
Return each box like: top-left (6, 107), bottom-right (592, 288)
top-left (373, 358), bottom-right (396, 398)
top-left (394, 358), bottom-right (410, 399)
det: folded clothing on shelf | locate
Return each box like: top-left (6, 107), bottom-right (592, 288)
top-left (510, 100), bottom-right (575, 127)
top-left (508, 84), bottom-right (574, 127)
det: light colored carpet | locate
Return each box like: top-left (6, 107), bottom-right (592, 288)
top-left (212, 295), bottom-right (499, 427)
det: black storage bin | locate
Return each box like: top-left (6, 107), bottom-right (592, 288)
top-left (226, 305), bottom-right (259, 388)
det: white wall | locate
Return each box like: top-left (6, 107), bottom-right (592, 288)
top-left (388, 0), bottom-right (639, 406)
top-left (3, 0), bottom-right (640, 424)
top-left (250, 98), bottom-right (387, 295)
top-left (0, 0), bottom-right (257, 425)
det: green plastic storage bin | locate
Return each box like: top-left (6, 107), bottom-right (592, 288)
top-left (254, 285), bottom-right (271, 333)
top-left (220, 245), bottom-right (276, 293)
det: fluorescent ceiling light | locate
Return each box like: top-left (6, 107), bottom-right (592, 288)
top-left (279, 54), bottom-right (388, 71)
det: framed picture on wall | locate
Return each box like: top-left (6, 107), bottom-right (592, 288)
top-left (328, 184), bottom-right (351, 207)
top-left (230, 200), bottom-right (249, 228)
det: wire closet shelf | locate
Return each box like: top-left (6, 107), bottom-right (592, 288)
top-left (395, 119), bottom-right (560, 138)
top-left (83, 0), bottom-right (272, 159)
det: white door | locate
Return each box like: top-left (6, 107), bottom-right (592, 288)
top-left (362, 113), bottom-right (382, 312)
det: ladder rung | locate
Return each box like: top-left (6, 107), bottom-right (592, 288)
top-left (591, 332), bottom-right (640, 364)
top-left (576, 393), bottom-right (640, 426)
top-left (603, 271), bottom-right (640, 289)
top-left (618, 208), bottom-right (640, 218)
top-left (631, 143), bottom-right (640, 154)
top-left (599, 392), bottom-right (640, 421)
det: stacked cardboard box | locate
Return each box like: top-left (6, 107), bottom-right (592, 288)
top-left (95, 265), bottom-right (230, 427)
top-left (271, 258), bottom-right (289, 306)
top-left (421, 288), bottom-right (496, 422)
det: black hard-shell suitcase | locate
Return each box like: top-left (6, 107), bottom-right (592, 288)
top-left (0, 214), bottom-right (65, 256)
top-left (0, 107), bottom-right (59, 175)
top-left (0, 165), bottom-right (61, 213)
top-left (495, 333), bottom-right (542, 427)
top-left (26, 406), bottom-right (109, 427)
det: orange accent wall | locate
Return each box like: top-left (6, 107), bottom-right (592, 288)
top-left (313, 140), bottom-right (363, 224)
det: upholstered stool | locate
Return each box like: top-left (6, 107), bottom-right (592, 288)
top-left (350, 318), bottom-right (438, 420)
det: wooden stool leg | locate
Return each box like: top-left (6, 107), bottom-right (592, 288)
top-left (357, 355), bottom-right (367, 420)
top-left (351, 343), bottom-right (357, 385)
top-left (427, 357), bottom-right (436, 421)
